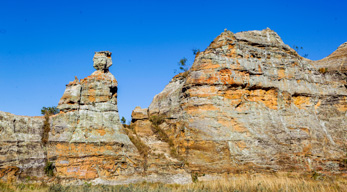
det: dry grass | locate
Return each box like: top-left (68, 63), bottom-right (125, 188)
top-left (318, 67), bottom-right (328, 74)
top-left (149, 115), bottom-right (183, 161)
top-left (0, 173), bottom-right (346, 191)
top-left (124, 129), bottom-right (150, 158)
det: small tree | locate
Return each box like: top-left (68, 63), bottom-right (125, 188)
top-left (292, 45), bottom-right (308, 58)
top-left (178, 57), bottom-right (188, 72)
top-left (41, 106), bottom-right (59, 115)
top-left (192, 48), bottom-right (200, 55)
top-left (174, 48), bottom-right (200, 74)
top-left (121, 116), bottom-right (126, 124)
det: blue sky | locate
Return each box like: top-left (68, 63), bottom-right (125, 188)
top-left (0, 0), bottom-right (346, 121)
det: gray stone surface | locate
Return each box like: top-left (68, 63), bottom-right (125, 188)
top-left (93, 51), bottom-right (113, 71)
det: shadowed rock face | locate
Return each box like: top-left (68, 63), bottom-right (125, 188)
top-left (132, 28), bottom-right (347, 175)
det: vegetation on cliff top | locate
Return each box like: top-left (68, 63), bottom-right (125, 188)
top-left (40, 106), bottom-right (59, 116)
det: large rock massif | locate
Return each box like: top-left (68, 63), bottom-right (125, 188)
top-left (0, 29), bottom-right (346, 184)
top-left (132, 28), bottom-right (347, 176)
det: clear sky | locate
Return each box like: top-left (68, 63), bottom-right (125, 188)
top-left (0, 0), bottom-right (346, 122)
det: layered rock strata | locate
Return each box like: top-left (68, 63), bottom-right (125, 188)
top-left (131, 28), bottom-right (347, 175)
top-left (0, 113), bottom-right (45, 181)
top-left (50, 51), bottom-right (142, 182)
top-left (0, 51), bottom-right (191, 184)
top-left (1, 29), bottom-right (346, 184)
top-left (51, 51), bottom-right (190, 183)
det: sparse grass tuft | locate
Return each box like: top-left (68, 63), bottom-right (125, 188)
top-left (125, 129), bottom-right (150, 158)
top-left (149, 115), bottom-right (165, 127)
top-left (149, 115), bottom-right (183, 161)
top-left (124, 128), bottom-right (150, 171)
top-left (318, 67), bottom-right (328, 74)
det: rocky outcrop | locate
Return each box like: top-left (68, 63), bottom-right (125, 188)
top-left (311, 42), bottom-right (347, 73)
top-left (1, 29), bottom-right (346, 184)
top-left (49, 51), bottom-right (142, 183)
top-left (0, 113), bottom-right (45, 181)
top-left (0, 51), bottom-right (191, 184)
top-left (131, 28), bottom-right (347, 176)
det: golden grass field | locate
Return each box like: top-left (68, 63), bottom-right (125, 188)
top-left (0, 172), bottom-right (346, 192)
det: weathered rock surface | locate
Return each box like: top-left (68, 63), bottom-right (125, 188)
top-left (131, 28), bottom-right (347, 176)
top-left (0, 51), bottom-right (191, 184)
top-left (0, 112), bottom-right (45, 181)
top-left (1, 29), bottom-right (346, 184)
top-left (312, 42), bottom-right (347, 73)
top-left (50, 52), bottom-right (141, 182)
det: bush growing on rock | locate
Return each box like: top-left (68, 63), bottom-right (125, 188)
top-left (41, 106), bottom-right (59, 115)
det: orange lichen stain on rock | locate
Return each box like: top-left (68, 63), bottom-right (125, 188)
top-left (188, 67), bottom-right (249, 86)
top-left (217, 118), bottom-right (248, 133)
top-left (220, 70), bottom-right (249, 85)
top-left (96, 129), bottom-right (106, 136)
top-left (300, 127), bottom-right (311, 135)
top-left (302, 143), bottom-right (312, 154)
top-left (314, 100), bottom-right (321, 110)
top-left (258, 65), bottom-right (263, 73)
top-left (292, 96), bottom-right (311, 109)
top-left (50, 143), bottom-right (129, 179)
top-left (277, 68), bottom-right (286, 79)
top-left (221, 88), bottom-right (279, 109)
top-left (87, 89), bottom-right (96, 103)
top-left (188, 86), bottom-right (218, 98)
top-left (198, 61), bottom-right (222, 70)
top-left (222, 89), bottom-right (243, 100)
top-left (235, 141), bottom-right (247, 150)
top-left (0, 166), bottom-right (19, 178)
top-left (335, 96), bottom-right (347, 112)
top-left (248, 89), bottom-right (278, 110)
top-left (52, 143), bottom-right (113, 157)
top-left (226, 46), bottom-right (236, 57)
top-left (56, 159), bottom-right (99, 179)
top-left (186, 104), bottom-right (219, 115)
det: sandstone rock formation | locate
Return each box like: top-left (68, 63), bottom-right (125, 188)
top-left (1, 29), bottom-right (346, 184)
top-left (51, 51), bottom-right (190, 184)
top-left (50, 51), bottom-right (142, 183)
top-left (0, 51), bottom-right (191, 184)
top-left (0, 113), bottom-right (45, 181)
top-left (131, 28), bottom-right (347, 176)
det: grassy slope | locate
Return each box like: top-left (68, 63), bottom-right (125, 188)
top-left (1, 173), bottom-right (347, 192)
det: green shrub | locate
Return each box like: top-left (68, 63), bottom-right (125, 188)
top-left (191, 172), bottom-right (199, 183)
top-left (44, 161), bottom-right (55, 177)
top-left (121, 116), bottom-right (126, 124)
top-left (149, 115), bottom-right (165, 127)
top-left (41, 106), bottom-right (59, 115)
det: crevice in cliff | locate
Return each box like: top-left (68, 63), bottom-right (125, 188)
top-left (149, 115), bottom-right (185, 163)
top-left (110, 86), bottom-right (118, 97)
top-left (41, 112), bottom-right (56, 177)
top-left (123, 127), bottom-right (150, 173)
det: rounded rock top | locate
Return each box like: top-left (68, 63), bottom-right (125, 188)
top-left (93, 51), bottom-right (112, 71)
